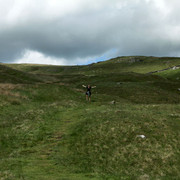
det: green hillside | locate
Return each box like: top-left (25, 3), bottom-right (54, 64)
top-left (0, 64), bottom-right (42, 84)
top-left (0, 57), bottom-right (180, 179)
top-left (6, 56), bottom-right (180, 75)
top-left (156, 68), bottom-right (180, 81)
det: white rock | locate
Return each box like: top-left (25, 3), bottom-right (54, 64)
top-left (137, 135), bottom-right (146, 138)
top-left (110, 100), bottom-right (116, 104)
top-left (172, 66), bottom-right (179, 70)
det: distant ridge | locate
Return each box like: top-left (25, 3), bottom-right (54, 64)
top-left (3, 56), bottom-right (180, 77)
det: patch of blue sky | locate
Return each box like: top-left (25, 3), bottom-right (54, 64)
top-left (86, 48), bottom-right (119, 65)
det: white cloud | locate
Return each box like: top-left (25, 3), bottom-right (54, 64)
top-left (16, 49), bottom-right (109, 65)
top-left (16, 49), bottom-right (67, 65)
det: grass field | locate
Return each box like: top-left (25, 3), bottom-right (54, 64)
top-left (0, 56), bottom-right (180, 179)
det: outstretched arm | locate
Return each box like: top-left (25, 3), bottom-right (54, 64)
top-left (92, 86), bottom-right (96, 88)
top-left (82, 85), bottom-right (86, 88)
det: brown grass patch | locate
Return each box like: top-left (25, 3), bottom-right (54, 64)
top-left (0, 83), bottom-right (27, 99)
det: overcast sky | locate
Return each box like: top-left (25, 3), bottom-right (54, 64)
top-left (0, 0), bottom-right (180, 65)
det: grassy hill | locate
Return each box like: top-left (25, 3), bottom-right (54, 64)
top-left (0, 57), bottom-right (180, 179)
top-left (0, 64), bottom-right (42, 84)
top-left (6, 56), bottom-right (180, 75)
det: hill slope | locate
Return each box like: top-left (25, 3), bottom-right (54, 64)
top-left (0, 64), bottom-right (41, 84)
top-left (0, 57), bottom-right (180, 179)
top-left (6, 56), bottom-right (180, 75)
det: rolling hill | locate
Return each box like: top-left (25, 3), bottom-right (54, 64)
top-left (6, 56), bottom-right (180, 75)
top-left (0, 56), bottom-right (180, 179)
top-left (0, 64), bottom-right (41, 84)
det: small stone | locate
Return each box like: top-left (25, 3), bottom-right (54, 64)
top-left (137, 135), bottom-right (146, 138)
top-left (110, 100), bottom-right (116, 105)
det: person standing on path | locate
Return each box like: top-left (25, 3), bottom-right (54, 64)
top-left (82, 84), bottom-right (96, 102)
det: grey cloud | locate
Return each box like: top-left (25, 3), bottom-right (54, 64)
top-left (0, 0), bottom-right (180, 64)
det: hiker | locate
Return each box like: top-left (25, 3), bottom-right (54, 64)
top-left (82, 84), bottom-right (96, 101)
